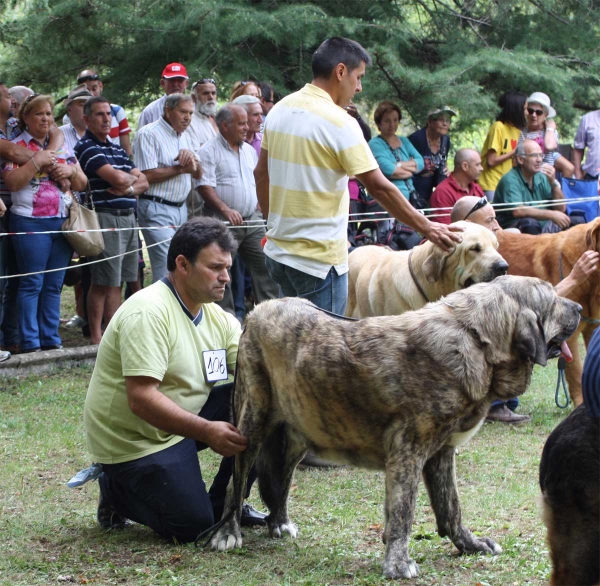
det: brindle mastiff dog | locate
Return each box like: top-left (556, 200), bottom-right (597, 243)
top-left (211, 276), bottom-right (581, 580)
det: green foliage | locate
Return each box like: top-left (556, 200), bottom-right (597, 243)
top-left (0, 0), bottom-right (598, 132)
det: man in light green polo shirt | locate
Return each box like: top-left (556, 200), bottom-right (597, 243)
top-left (83, 217), bottom-right (266, 541)
top-left (494, 139), bottom-right (569, 232)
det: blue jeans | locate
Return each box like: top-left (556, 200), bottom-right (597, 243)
top-left (265, 256), bottom-right (348, 315)
top-left (10, 214), bottom-right (72, 350)
top-left (0, 207), bottom-right (19, 346)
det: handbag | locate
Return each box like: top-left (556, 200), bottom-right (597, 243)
top-left (560, 177), bottom-right (599, 223)
top-left (61, 183), bottom-right (105, 257)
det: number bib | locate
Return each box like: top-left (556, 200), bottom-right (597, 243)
top-left (202, 349), bottom-right (228, 382)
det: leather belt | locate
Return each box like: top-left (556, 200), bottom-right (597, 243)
top-left (95, 207), bottom-right (136, 216)
top-left (139, 194), bottom-right (185, 208)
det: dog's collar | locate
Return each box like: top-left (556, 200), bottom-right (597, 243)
top-left (408, 249), bottom-right (430, 304)
top-left (558, 253), bottom-right (600, 325)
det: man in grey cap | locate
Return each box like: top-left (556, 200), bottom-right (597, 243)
top-left (59, 84), bottom-right (93, 154)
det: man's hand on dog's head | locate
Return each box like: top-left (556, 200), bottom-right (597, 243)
top-left (426, 221), bottom-right (464, 252)
top-left (205, 421), bottom-right (248, 457)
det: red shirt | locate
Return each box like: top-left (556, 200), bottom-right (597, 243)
top-left (430, 173), bottom-right (485, 224)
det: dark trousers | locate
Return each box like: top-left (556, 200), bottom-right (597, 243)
top-left (99, 383), bottom-right (254, 542)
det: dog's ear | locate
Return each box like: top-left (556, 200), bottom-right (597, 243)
top-left (513, 308), bottom-right (547, 366)
top-left (422, 245), bottom-right (456, 283)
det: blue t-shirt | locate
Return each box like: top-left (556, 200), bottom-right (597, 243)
top-left (75, 130), bottom-right (136, 209)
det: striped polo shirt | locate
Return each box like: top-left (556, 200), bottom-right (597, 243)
top-left (262, 83), bottom-right (378, 278)
top-left (75, 130), bottom-right (137, 209)
top-left (133, 116), bottom-right (195, 204)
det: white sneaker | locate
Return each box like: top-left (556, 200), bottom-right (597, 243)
top-left (0, 350), bottom-right (11, 362)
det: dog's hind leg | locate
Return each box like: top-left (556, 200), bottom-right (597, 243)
top-left (211, 373), bottom-right (270, 551)
top-left (381, 451), bottom-right (424, 579)
top-left (257, 425), bottom-right (307, 540)
top-left (423, 445), bottom-right (502, 556)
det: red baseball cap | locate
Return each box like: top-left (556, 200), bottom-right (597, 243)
top-left (162, 63), bottom-right (188, 79)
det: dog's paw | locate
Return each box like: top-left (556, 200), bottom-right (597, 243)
top-left (459, 534), bottom-right (502, 556)
top-left (382, 557), bottom-right (419, 579)
top-left (268, 521), bottom-right (298, 539)
top-left (210, 531), bottom-right (243, 552)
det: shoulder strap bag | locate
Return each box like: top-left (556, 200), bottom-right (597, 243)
top-left (61, 183), bottom-right (105, 257)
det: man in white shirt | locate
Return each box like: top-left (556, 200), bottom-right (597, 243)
top-left (59, 84), bottom-right (92, 154)
top-left (137, 63), bottom-right (189, 130)
top-left (186, 77), bottom-right (219, 218)
top-left (198, 104), bottom-right (278, 316)
top-left (134, 93), bottom-right (202, 282)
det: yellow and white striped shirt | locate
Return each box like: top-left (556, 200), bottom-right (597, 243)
top-left (262, 84), bottom-right (378, 278)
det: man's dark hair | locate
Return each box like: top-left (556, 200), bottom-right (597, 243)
top-left (258, 81), bottom-right (274, 101)
top-left (83, 95), bottom-right (109, 117)
top-left (167, 217), bottom-right (237, 271)
top-left (311, 37), bottom-right (372, 80)
top-left (496, 91), bottom-right (527, 128)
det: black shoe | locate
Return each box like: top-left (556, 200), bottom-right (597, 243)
top-left (240, 503), bottom-right (267, 527)
top-left (41, 344), bottom-right (64, 351)
top-left (97, 493), bottom-right (132, 530)
top-left (21, 347), bottom-right (41, 354)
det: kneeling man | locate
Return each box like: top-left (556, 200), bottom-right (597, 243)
top-left (83, 218), bottom-right (265, 542)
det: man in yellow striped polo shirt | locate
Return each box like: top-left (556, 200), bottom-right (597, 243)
top-left (255, 37), bottom-right (462, 315)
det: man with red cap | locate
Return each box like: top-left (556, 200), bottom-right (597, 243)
top-left (137, 63), bottom-right (189, 129)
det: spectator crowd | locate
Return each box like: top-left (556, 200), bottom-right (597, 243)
top-left (1, 58), bottom-right (599, 365)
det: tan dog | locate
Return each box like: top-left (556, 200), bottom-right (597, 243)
top-left (211, 276), bottom-right (581, 580)
top-left (347, 221), bottom-right (508, 318)
top-left (498, 218), bottom-right (600, 405)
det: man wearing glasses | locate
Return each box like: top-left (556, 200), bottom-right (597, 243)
top-left (494, 139), bottom-right (568, 234)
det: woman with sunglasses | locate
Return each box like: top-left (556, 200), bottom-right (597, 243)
top-left (2, 94), bottom-right (86, 353)
top-left (478, 91), bottom-right (527, 202)
top-left (518, 92), bottom-right (575, 178)
top-left (229, 81), bottom-right (261, 101)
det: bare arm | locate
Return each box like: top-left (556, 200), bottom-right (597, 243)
top-left (95, 163), bottom-right (138, 191)
top-left (572, 148), bottom-right (585, 180)
top-left (390, 159), bottom-right (418, 179)
top-left (3, 149), bottom-right (56, 192)
top-left (0, 139), bottom-right (36, 165)
top-left (105, 168), bottom-right (149, 197)
top-left (356, 167), bottom-right (463, 251)
top-left (47, 125), bottom-right (65, 151)
top-left (255, 149), bottom-right (270, 219)
top-left (143, 149), bottom-right (199, 184)
top-left (199, 185), bottom-right (243, 226)
top-left (126, 375), bottom-right (248, 457)
top-left (486, 148), bottom-right (515, 168)
top-left (555, 250), bottom-right (599, 297)
top-left (543, 120), bottom-right (558, 151)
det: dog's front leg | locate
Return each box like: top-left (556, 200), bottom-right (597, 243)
top-left (423, 445), bottom-right (502, 556)
top-left (382, 454), bottom-right (423, 579)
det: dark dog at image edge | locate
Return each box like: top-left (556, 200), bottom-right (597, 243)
top-left (211, 276), bottom-right (581, 580)
top-left (540, 404), bottom-right (599, 586)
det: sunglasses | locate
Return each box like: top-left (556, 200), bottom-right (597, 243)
top-left (191, 78), bottom-right (217, 90)
top-left (464, 196), bottom-right (488, 220)
top-left (77, 74), bottom-right (100, 84)
top-left (527, 107), bottom-right (545, 116)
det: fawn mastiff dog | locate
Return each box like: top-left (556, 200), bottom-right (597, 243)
top-left (498, 218), bottom-right (600, 405)
top-left (347, 221), bottom-right (508, 318)
top-left (211, 276), bottom-right (581, 580)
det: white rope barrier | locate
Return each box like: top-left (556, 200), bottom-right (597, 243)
top-left (0, 196), bottom-right (597, 279)
top-left (1, 196), bottom-right (597, 236)
top-left (0, 238), bottom-right (171, 280)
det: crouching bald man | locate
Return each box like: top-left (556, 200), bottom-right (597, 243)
top-left (83, 217), bottom-right (266, 541)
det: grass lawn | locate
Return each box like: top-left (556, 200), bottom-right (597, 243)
top-left (0, 356), bottom-right (576, 586)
